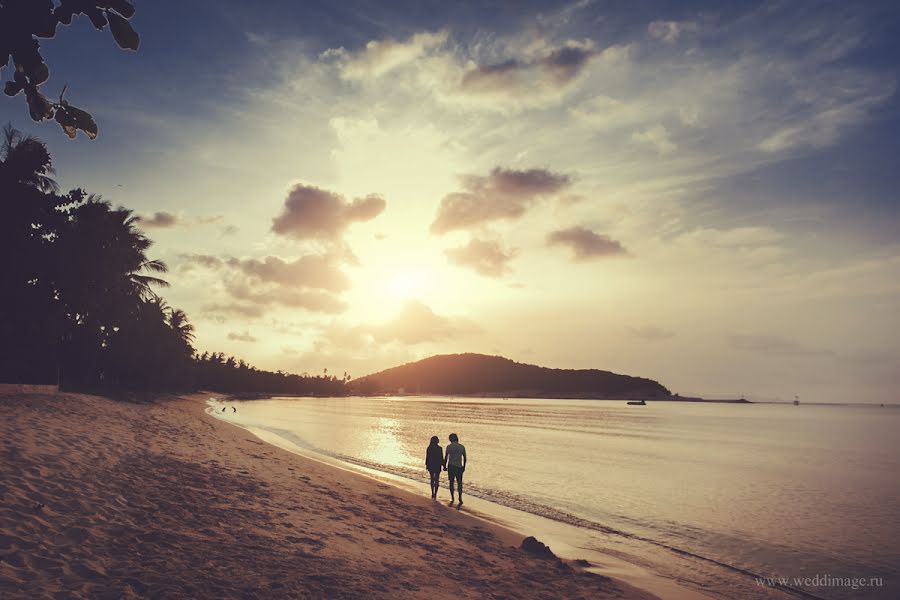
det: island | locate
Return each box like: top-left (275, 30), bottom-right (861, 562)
top-left (351, 353), bottom-right (671, 399)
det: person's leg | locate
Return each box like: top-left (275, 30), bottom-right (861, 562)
top-left (448, 468), bottom-right (456, 501)
top-left (430, 471), bottom-right (439, 497)
top-left (450, 469), bottom-right (461, 503)
top-left (457, 470), bottom-right (464, 504)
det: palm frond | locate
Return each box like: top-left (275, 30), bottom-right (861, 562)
top-left (131, 274), bottom-right (170, 288)
top-left (140, 259), bottom-right (169, 274)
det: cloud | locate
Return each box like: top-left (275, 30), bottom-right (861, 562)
top-left (668, 226), bottom-right (786, 265)
top-left (461, 39), bottom-right (598, 93)
top-left (449, 41), bottom-right (633, 112)
top-left (271, 184), bottom-right (386, 241)
top-left (138, 212), bottom-right (244, 238)
top-left (322, 28), bottom-right (626, 112)
top-left (227, 331), bottom-right (258, 342)
top-left (627, 325), bottom-right (675, 341)
top-left (647, 20), bottom-right (698, 43)
top-left (202, 303), bottom-right (265, 319)
top-left (179, 252), bottom-right (350, 316)
top-left (138, 211), bottom-right (179, 229)
top-left (756, 99), bottom-right (890, 153)
top-left (370, 301), bottom-right (476, 345)
top-left (224, 280), bottom-right (347, 314)
top-left (631, 124), bottom-right (677, 155)
top-left (728, 334), bottom-right (834, 357)
top-left (179, 253), bottom-right (224, 271)
top-left (224, 255), bottom-right (350, 292)
top-left (331, 30), bottom-right (449, 81)
top-left (445, 238), bottom-right (518, 277)
top-left (431, 167), bottom-right (572, 234)
top-left (546, 227), bottom-right (627, 261)
top-left (308, 302), bottom-right (479, 351)
top-left (675, 226), bottom-right (784, 248)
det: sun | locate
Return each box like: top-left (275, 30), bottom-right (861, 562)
top-left (387, 268), bottom-right (427, 300)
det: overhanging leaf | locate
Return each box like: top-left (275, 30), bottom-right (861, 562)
top-left (108, 0), bottom-right (137, 19)
top-left (86, 7), bottom-right (109, 30)
top-left (32, 62), bottom-right (50, 85)
top-left (55, 103), bottom-right (99, 140)
top-left (25, 89), bottom-right (54, 121)
top-left (106, 11), bottom-right (140, 51)
top-left (4, 81), bottom-right (24, 97)
top-left (54, 107), bottom-right (78, 139)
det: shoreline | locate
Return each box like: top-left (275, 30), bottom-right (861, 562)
top-left (1, 391), bottom-right (662, 599)
top-left (224, 391), bottom-right (751, 403)
top-left (207, 398), bottom-right (711, 600)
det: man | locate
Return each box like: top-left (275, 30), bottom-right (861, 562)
top-left (443, 433), bottom-right (467, 506)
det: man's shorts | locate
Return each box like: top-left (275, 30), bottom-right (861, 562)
top-left (447, 465), bottom-right (464, 479)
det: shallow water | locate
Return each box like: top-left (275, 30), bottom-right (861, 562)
top-left (215, 397), bottom-right (900, 599)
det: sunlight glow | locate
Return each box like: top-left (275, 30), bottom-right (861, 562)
top-left (387, 268), bottom-right (428, 300)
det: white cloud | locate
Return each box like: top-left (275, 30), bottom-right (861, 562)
top-left (631, 124), bottom-right (677, 155)
top-left (648, 20), bottom-right (698, 43)
top-left (330, 30), bottom-right (449, 81)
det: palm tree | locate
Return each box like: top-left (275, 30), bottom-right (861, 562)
top-left (168, 308), bottom-right (195, 346)
top-left (132, 258), bottom-right (170, 301)
top-left (0, 124), bottom-right (59, 193)
top-left (0, 125), bottom-right (63, 384)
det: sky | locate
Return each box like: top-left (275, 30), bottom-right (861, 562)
top-left (3, 0), bottom-right (899, 402)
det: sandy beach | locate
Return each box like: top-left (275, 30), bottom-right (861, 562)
top-left (0, 391), bottom-right (658, 599)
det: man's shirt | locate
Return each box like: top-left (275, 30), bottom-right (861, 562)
top-left (445, 442), bottom-right (466, 468)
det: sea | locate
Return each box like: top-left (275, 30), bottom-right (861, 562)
top-left (209, 396), bottom-right (900, 599)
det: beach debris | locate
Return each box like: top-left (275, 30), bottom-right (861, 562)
top-left (521, 536), bottom-right (556, 559)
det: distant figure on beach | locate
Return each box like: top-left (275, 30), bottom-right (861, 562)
top-left (425, 436), bottom-right (444, 499)
top-left (443, 433), bottom-right (467, 506)
top-left (232, 406), bottom-right (236, 413)
top-left (221, 407), bottom-right (226, 413)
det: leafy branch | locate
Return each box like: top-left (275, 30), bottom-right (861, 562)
top-left (0, 1), bottom-right (140, 140)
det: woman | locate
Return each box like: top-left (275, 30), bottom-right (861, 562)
top-left (425, 436), bottom-right (444, 499)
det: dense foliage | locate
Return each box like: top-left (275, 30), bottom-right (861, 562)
top-left (195, 353), bottom-right (350, 396)
top-left (0, 125), bottom-right (347, 395)
top-left (1, 0), bottom-right (141, 139)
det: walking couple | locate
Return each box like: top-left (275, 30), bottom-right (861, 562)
top-left (425, 433), bottom-right (466, 506)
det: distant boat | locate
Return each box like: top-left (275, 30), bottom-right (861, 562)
top-left (794, 395), bottom-right (800, 406)
top-left (627, 399), bottom-right (647, 406)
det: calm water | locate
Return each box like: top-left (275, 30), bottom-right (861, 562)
top-left (214, 397), bottom-right (900, 599)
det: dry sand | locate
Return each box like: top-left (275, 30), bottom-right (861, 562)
top-left (0, 391), bottom-right (659, 599)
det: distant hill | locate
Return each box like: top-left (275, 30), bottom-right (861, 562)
top-left (351, 353), bottom-right (671, 399)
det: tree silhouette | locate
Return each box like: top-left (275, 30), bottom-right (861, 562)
top-left (168, 309), bottom-right (195, 346)
top-left (1, 124), bottom-right (351, 395)
top-left (1, 1), bottom-right (140, 139)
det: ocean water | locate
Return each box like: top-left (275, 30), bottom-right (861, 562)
top-left (212, 397), bottom-right (900, 599)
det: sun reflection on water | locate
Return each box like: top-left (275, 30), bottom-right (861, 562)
top-left (362, 417), bottom-right (408, 467)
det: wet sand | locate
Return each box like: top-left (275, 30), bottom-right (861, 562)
top-left (0, 391), bottom-right (659, 599)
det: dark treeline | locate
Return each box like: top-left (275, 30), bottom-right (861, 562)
top-left (195, 353), bottom-right (349, 396)
top-left (0, 125), bottom-right (346, 395)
